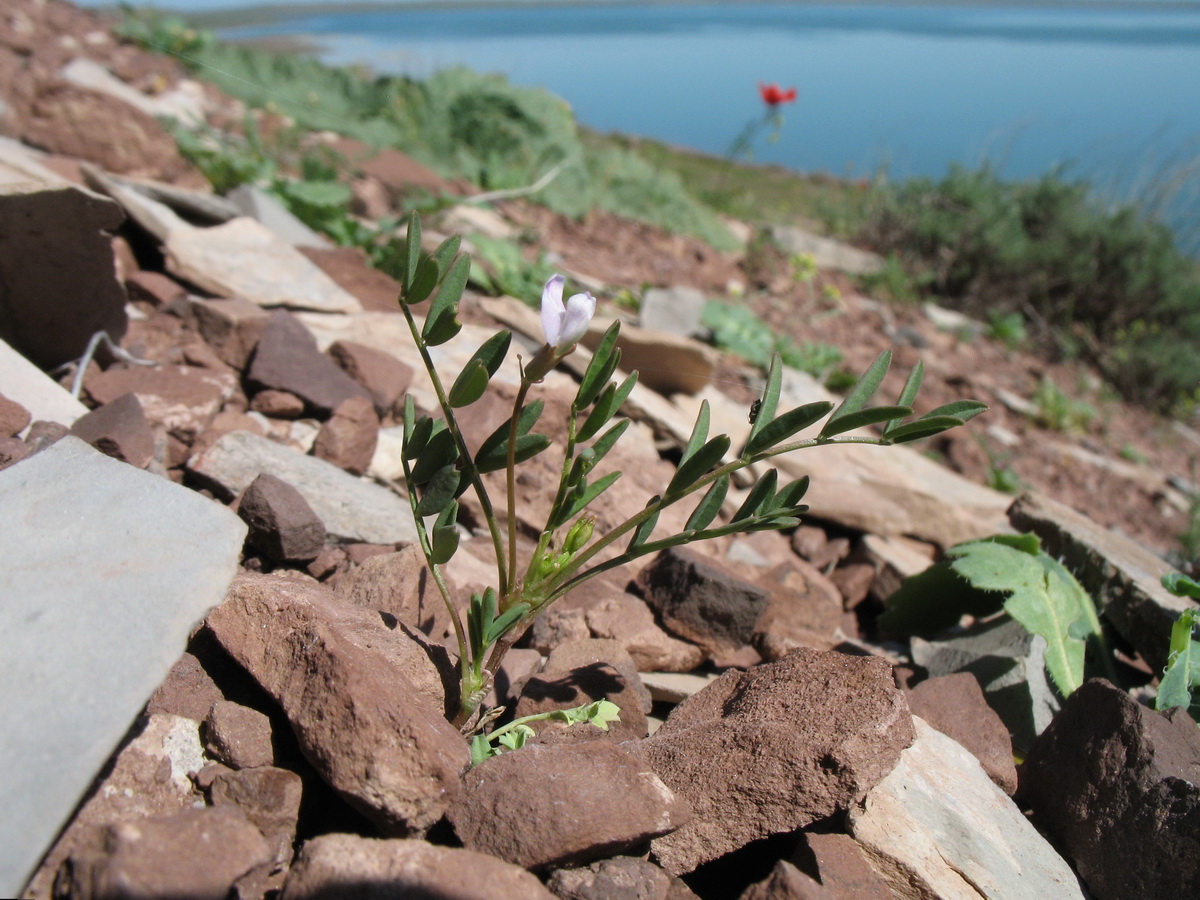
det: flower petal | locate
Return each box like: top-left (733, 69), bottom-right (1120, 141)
top-left (557, 291), bottom-right (596, 347)
top-left (541, 274), bottom-right (567, 346)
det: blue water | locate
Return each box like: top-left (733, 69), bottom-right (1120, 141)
top-left (216, 3), bottom-right (1200, 233)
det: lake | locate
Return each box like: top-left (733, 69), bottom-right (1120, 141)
top-left (214, 2), bottom-right (1200, 235)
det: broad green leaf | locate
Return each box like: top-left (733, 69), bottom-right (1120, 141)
top-left (745, 401), bottom-right (833, 456)
top-left (1156, 609), bottom-right (1200, 715)
top-left (415, 464), bottom-right (461, 516)
top-left (883, 360), bottom-right (924, 438)
top-left (681, 401), bottom-right (711, 466)
top-left (685, 474), bottom-right (729, 532)
top-left (402, 211), bottom-right (421, 292)
top-left (422, 254), bottom-right (470, 346)
top-left (885, 415), bottom-right (965, 444)
top-left (950, 540), bottom-right (1087, 697)
top-left (745, 352), bottom-right (783, 451)
top-left (475, 433), bottom-right (551, 474)
top-left (878, 560), bottom-right (1007, 635)
top-left (406, 255), bottom-right (440, 305)
top-left (577, 373), bottom-right (638, 442)
top-left (470, 733), bottom-right (492, 766)
top-left (666, 435), bottom-right (730, 495)
top-left (819, 405), bottom-right (912, 439)
top-left (824, 350), bottom-right (891, 431)
top-left (410, 428), bottom-right (458, 484)
top-left (448, 331), bottom-right (512, 407)
top-left (431, 234), bottom-right (461, 275)
top-left (575, 320), bottom-right (622, 408)
top-left (732, 469), bottom-right (778, 522)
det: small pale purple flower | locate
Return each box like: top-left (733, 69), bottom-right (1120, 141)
top-left (540, 274), bottom-right (595, 349)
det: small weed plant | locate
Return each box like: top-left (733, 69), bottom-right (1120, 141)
top-left (1031, 377), bottom-right (1096, 434)
top-left (1156, 573), bottom-right (1200, 723)
top-left (394, 213), bottom-right (986, 753)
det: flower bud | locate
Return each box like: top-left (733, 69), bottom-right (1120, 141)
top-left (563, 515), bottom-right (596, 554)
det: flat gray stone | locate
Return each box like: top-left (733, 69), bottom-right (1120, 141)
top-left (849, 718), bottom-right (1086, 900)
top-left (0, 336), bottom-right (88, 432)
top-left (0, 437), bottom-right (246, 897)
top-left (226, 184), bottom-right (332, 249)
top-left (769, 224), bottom-right (885, 275)
top-left (189, 430), bottom-right (417, 545)
top-left (639, 286), bottom-right (707, 339)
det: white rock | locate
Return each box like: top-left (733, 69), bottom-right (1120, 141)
top-left (0, 337), bottom-right (88, 432)
top-left (849, 717), bottom-right (1087, 900)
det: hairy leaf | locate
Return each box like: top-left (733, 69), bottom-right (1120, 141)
top-left (667, 435), bottom-right (730, 495)
top-left (1156, 609), bottom-right (1200, 717)
top-left (685, 474), bottom-right (729, 532)
top-left (732, 468), bottom-right (778, 522)
top-left (824, 350), bottom-right (891, 431)
top-left (745, 401), bottom-right (833, 456)
top-left (820, 404), bottom-right (912, 439)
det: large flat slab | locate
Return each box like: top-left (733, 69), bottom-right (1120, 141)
top-left (0, 437), bottom-right (246, 896)
top-left (0, 336), bottom-right (88, 432)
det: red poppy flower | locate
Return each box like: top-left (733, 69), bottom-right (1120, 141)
top-left (758, 82), bottom-right (798, 107)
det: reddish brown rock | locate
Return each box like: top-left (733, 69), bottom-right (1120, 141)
top-left (584, 593), bottom-right (706, 673)
top-left (547, 856), bottom-right (700, 900)
top-left (0, 435), bottom-right (31, 471)
top-left (125, 271), bottom-right (186, 309)
top-left (0, 392), bottom-right (31, 437)
top-left (68, 392), bottom-right (156, 468)
top-left (238, 472), bottom-right (326, 563)
top-left (204, 573), bottom-right (468, 834)
top-left (189, 296), bottom-right (270, 370)
top-left (752, 559), bottom-right (846, 660)
top-left (58, 805), bottom-right (272, 900)
top-left (328, 544), bottom-right (451, 638)
top-left (85, 364), bottom-right (235, 444)
top-left (829, 562), bottom-right (875, 610)
top-left (23, 420), bottom-right (70, 454)
top-left (204, 700), bottom-right (275, 770)
top-left (279, 834), bottom-right (556, 900)
top-left (643, 648), bottom-right (915, 875)
top-left (145, 651), bottom-right (225, 723)
top-left (905, 672), bottom-right (1017, 795)
top-left (249, 388), bottom-right (307, 418)
top-left (513, 638), bottom-right (652, 742)
top-left (327, 339), bottom-right (413, 416)
top-left (312, 395), bottom-right (378, 475)
top-left (637, 546), bottom-right (768, 659)
top-left (190, 409), bottom-right (267, 459)
top-left (299, 244), bottom-right (406, 314)
top-left (450, 741), bottom-right (690, 871)
top-left (1018, 678), bottom-right (1200, 899)
top-left (208, 766), bottom-right (303, 879)
top-left (247, 309), bottom-right (373, 416)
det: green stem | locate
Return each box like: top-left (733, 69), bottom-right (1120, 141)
top-left (504, 379), bottom-right (534, 601)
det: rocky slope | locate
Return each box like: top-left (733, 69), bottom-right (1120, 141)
top-left (2, 2), bottom-right (1199, 898)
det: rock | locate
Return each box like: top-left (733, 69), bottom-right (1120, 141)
top-left (208, 765), bottom-right (303, 874)
top-left (204, 573), bottom-right (468, 834)
top-left (57, 57), bottom-right (206, 126)
top-left (791, 525), bottom-right (851, 570)
top-left (0, 183), bottom-right (126, 368)
top-left (327, 339), bottom-right (413, 416)
top-left (513, 638), bottom-right (653, 742)
top-left (312, 395), bottom-right (379, 475)
top-left (298, 245), bottom-right (406, 314)
top-left (250, 388), bottom-right (307, 418)
top-left (0, 338), bottom-right (87, 430)
top-left (85, 364), bottom-right (236, 445)
top-left (59, 805), bottom-right (273, 900)
top-left (751, 558), bottom-right (846, 660)
top-left (638, 546), bottom-right (768, 659)
top-left (848, 718), bottom-right (1087, 900)
top-left (204, 700), bottom-right (275, 770)
top-left (327, 544), bottom-right (451, 638)
top-left (225, 184), bottom-right (332, 248)
top-left (858, 533), bottom-right (936, 602)
top-left (769, 225), bottom-right (884, 275)
top-left (124, 270), bottom-right (187, 309)
top-left (738, 845), bottom-right (897, 900)
top-left (905, 673), bottom-right (1017, 795)
top-left (449, 741), bottom-right (690, 871)
top-left (189, 296), bottom-right (271, 370)
top-left (21, 714), bottom-right (207, 900)
top-left (581, 317), bottom-right (719, 396)
top-left (247, 310), bottom-right (374, 416)
top-left (440, 202), bottom-right (516, 239)
top-left (0, 392), bottom-right (31, 437)
top-left (0, 434), bottom-right (30, 471)
top-left (643, 648), bottom-right (914, 874)
top-left (279, 834), bottom-right (556, 900)
top-left (639, 671), bottom-right (721, 705)
top-left (547, 856), bottom-right (699, 900)
top-left (584, 593), bottom-right (706, 673)
top-left (164, 217), bottom-right (362, 314)
top-left (1009, 491), bottom-right (1197, 671)
top-left (1018, 679), bottom-right (1200, 900)
top-left (911, 616), bottom-right (1059, 755)
top-left (189, 430), bottom-right (417, 545)
top-left (0, 437), bottom-right (245, 898)
top-left (238, 472), bottom-right (326, 563)
top-left (68, 391), bottom-right (155, 468)
top-left (829, 561), bottom-right (876, 610)
top-left (639, 286), bottom-right (707, 339)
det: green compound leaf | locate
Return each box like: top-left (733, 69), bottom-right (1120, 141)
top-left (821, 350), bottom-right (891, 436)
top-left (745, 401), bottom-right (833, 456)
top-left (410, 427), bottom-right (459, 484)
top-left (467, 587), bottom-right (497, 659)
top-left (1156, 609), bottom-right (1200, 716)
top-left (496, 724), bottom-right (535, 752)
top-left (422, 253), bottom-right (470, 346)
top-left (885, 415), bottom-right (966, 444)
top-left (415, 464), bottom-right (461, 516)
top-left (745, 352), bottom-right (783, 452)
top-left (667, 434), bottom-right (730, 495)
top-left (819, 405), bottom-right (912, 439)
top-left (577, 372), bottom-right (637, 443)
top-left (733, 468), bottom-right (778, 522)
top-left (575, 320), bottom-right (622, 408)
top-left (448, 330), bottom-right (512, 408)
top-left (685, 474), bottom-right (729, 532)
